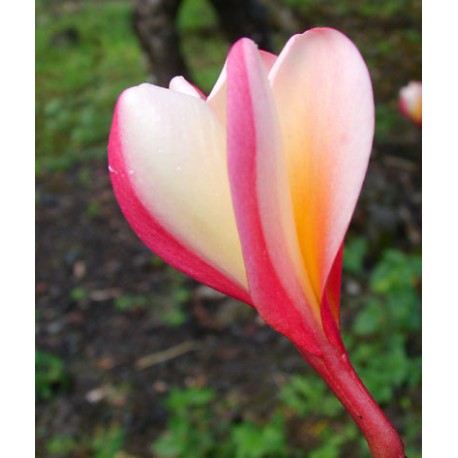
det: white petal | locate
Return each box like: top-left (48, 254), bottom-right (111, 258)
top-left (118, 83), bottom-right (247, 287)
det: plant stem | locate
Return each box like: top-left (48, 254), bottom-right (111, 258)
top-left (298, 344), bottom-right (406, 458)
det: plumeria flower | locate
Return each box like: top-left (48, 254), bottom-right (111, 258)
top-left (399, 81), bottom-right (422, 127)
top-left (109, 28), bottom-right (405, 457)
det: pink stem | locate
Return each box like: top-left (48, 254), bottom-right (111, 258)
top-left (298, 344), bottom-right (406, 458)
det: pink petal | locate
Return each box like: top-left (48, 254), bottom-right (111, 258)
top-left (108, 86), bottom-right (250, 304)
top-left (207, 50), bottom-right (277, 125)
top-left (269, 27), bottom-right (374, 306)
top-left (226, 38), bottom-right (324, 354)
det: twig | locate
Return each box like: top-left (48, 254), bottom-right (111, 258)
top-left (135, 340), bottom-right (200, 370)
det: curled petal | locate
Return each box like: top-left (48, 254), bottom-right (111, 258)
top-left (226, 38), bottom-right (324, 354)
top-left (108, 84), bottom-right (250, 303)
top-left (269, 28), bottom-right (374, 306)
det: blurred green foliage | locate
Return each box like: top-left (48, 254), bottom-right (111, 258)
top-left (45, 424), bottom-right (125, 458)
top-left (46, 434), bottom-right (79, 456)
top-left (70, 285), bottom-right (88, 302)
top-left (153, 387), bottom-right (288, 458)
top-left (36, 349), bottom-right (70, 401)
top-left (152, 387), bottom-right (218, 457)
top-left (231, 414), bottom-right (287, 458)
top-left (36, 1), bottom-right (147, 173)
top-left (342, 237), bottom-right (368, 275)
top-left (91, 423), bottom-right (125, 458)
top-left (344, 246), bottom-right (422, 398)
top-left (114, 293), bottom-right (150, 313)
top-left (280, 375), bottom-right (343, 418)
top-left (281, 0), bottom-right (420, 22)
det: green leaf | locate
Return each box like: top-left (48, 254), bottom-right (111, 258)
top-left (343, 237), bottom-right (368, 275)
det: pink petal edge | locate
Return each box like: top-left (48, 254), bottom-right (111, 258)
top-left (226, 38), bottom-right (325, 355)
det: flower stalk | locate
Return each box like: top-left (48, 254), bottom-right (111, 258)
top-left (300, 344), bottom-right (405, 458)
